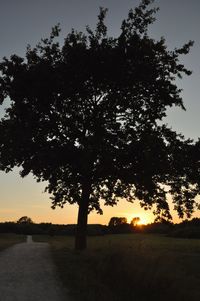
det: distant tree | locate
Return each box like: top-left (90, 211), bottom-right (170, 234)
top-left (0, 0), bottom-right (200, 249)
top-left (108, 217), bottom-right (131, 234)
top-left (130, 217), bottom-right (140, 227)
top-left (17, 216), bottom-right (33, 224)
top-left (108, 217), bottom-right (127, 227)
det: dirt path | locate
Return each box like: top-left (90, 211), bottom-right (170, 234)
top-left (0, 235), bottom-right (70, 301)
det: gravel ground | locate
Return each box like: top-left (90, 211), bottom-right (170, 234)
top-left (0, 235), bottom-right (71, 301)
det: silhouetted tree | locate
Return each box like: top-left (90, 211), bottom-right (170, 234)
top-left (0, 0), bottom-right (200, 249)
top-left (130, 217), bottom-right (140, 227)
top-left (108, 217), bottom-right (127, 227)
top-left (108, 217), bottom-right (131, 233)
top-left (17, 216), bottom-right (33, 224)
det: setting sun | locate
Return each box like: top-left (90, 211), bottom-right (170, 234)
top-left (127, 214), bottom-right (152, 226)
top-left (132, 219), bottom-right (145, 226)
top-left (136, 217), bottom-right (148, 225)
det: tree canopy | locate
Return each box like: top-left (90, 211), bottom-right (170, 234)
top-left (17, 216), bottom-right (33, 224)
top-left (130, 217), bottom-right (141, 227)
top-left (0, 0), bottom-right (200, 249)
top-left (108, 217), bottom-right (128, 228)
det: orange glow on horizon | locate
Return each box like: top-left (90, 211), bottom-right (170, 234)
top-left (127, 214), bottom-right (152, 225)
top-left (136, 218), bottom-right (147, 225)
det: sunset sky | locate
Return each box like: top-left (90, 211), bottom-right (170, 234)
top-left (0, 0), bottom-right (200, 225)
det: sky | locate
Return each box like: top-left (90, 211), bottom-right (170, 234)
top-left (0, 0), bottom-right (200, 225)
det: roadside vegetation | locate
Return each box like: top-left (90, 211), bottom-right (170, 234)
top-left (0, 233), bottom-right (25, 251)
top-left (34, 234), bottom-right (200, 301)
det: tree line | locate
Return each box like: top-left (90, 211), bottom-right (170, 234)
top-left (1, 215), bottom-right (200, 238)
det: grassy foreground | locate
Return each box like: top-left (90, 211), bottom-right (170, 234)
top-left (0, 233), bottom-right (25, 251)
top-left (34, 234), bottom-right (200, 301)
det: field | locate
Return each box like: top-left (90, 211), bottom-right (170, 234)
top-left (0, 233), bottom-right (25, 251)
top-left (34, 233), bottom-right (200, 301)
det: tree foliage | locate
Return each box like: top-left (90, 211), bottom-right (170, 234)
top-left (17, 216), bottom-right (33, 224)
top-left (108, 217), bottom-right (128, 227)
top-left (0, 0), bottom-right (200, 249)
top-left (130, 217), bottom-right (141, 227)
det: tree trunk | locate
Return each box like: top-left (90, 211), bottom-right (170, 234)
top-left (75, 182), bottom-right (90, 250)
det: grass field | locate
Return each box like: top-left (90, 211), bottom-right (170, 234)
top-left (0, 233), bottom-right (25, 251)
top-left (34, 234), bottom-right (200, 301)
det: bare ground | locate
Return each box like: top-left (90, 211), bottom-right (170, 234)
top-left (0, 236), bottom-right (71, 301)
